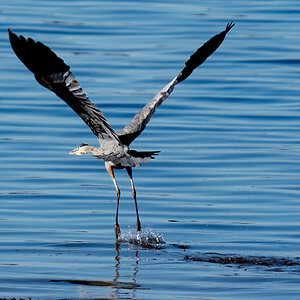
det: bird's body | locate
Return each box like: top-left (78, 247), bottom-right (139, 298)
top-left (8, 23), bottom-right (234, 238)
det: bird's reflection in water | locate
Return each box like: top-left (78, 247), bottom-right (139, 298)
top-left (51, 243), bottom-right (145, 299)
top-left (107, 228), bottom-right (165, 297)
top-left (109, 242), bottom-right (141, 299)
top-left (51, 230), bottom-right (164, 298)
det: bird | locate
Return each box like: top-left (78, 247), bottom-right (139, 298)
top-left (8, 22), bottom-right (234, 239)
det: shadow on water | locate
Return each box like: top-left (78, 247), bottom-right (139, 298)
top-left (51, 279), bottom-right (143, 290)
top-left (184, 253), bottom-right (300, 272)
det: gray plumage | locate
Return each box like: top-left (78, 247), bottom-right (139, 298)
top-left (8, 23), bottom-right (234, 238)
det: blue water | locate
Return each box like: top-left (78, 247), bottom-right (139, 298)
top-left (1, 0), bottom-right (300, 299)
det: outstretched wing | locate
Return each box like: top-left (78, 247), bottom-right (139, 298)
top-left (8, 29), bottom-right (121, 145)
top-left (117, 22), bottom-right (234, 146)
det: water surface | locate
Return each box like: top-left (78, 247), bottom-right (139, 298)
top-left (1, 0), bottom-right (300, 299)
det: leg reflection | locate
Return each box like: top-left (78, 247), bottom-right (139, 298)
top-left (107, 245), bottom-right (140, 299)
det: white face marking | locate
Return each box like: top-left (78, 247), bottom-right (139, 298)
top-left (69, 144), bottom-right (88, 155)
top-left (69, 148), bottom-right (82, 155)
top-left (69, 150), bottom-right (82, 155)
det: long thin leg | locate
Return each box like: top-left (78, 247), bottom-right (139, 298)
top-left (126, 167), bottom-right (141, 233)
top-left (105, 163), bottom-right (121, 239)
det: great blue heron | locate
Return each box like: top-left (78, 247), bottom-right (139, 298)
top-left (8, 22), bottom-right (234, 239)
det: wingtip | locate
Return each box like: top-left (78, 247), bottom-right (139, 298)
top-left (225, 22), bottom-right (235, 33)
top-left (8, 29), bottom-right (15, 45)
top-left (8, 28), bottom-right (16, 41)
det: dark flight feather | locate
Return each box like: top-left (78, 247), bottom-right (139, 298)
top-left (117, 22), bottom-right (234, 145)
top-left (177, 22), bottom-right (234, 83)
top-left (8, 29), bottom-right (120, 144)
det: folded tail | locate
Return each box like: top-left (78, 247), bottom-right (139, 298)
top-left (96, 150), bottom-right (160, 168)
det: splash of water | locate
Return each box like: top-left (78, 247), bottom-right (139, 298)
top-left (118, 227), bottom-right (165, 249)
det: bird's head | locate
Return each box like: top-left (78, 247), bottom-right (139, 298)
top-left (69, 143), bottom-right (90, 155)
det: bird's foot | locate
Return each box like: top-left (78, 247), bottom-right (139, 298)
top-left (114, 223), bottom-right (121, 240)
top-left (136, 220), bottom-right (141, 233)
